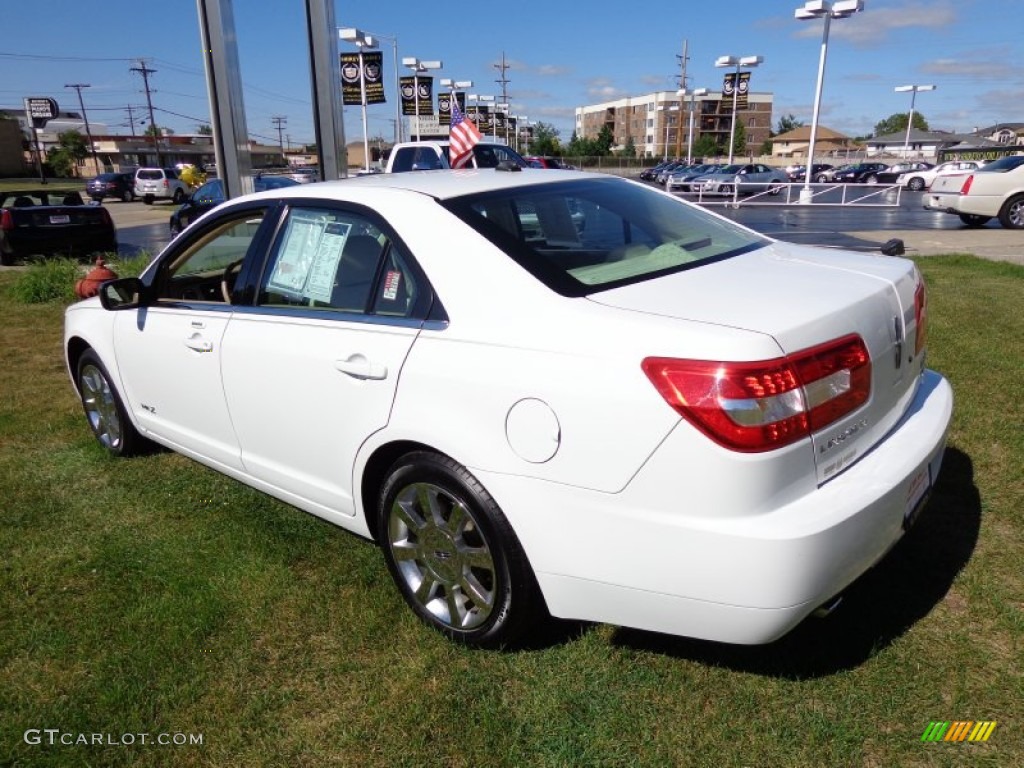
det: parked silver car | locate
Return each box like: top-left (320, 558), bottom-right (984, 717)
top-left (690, 164), bottom-right (789, 196)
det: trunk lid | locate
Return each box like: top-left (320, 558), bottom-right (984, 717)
top-left (589, 243), bottom-right (925, 483)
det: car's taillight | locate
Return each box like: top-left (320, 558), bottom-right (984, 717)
top-left (642, 335), bottom-right (871, 453)
top-left (914, 269), bottom-right (927, 356)
top-left (960, 175), bottom-right (974, 195)
top-left (0, 209), bottom-right (12, 231)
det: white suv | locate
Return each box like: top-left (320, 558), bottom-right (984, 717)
top-left (134, 167), bottom-right (190, 205)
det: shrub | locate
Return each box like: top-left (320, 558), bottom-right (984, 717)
top-left (8, 258), bottom-right (82, 304)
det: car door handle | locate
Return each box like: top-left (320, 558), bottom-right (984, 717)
top-left (335, 356), bottom-right (388, 380)
top-left (183, 336), bottom-right (213, 353)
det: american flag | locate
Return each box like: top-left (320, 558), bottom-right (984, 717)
top-left (448, 100), bottom-right (482, 169)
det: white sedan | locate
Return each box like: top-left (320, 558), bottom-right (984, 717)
top-left (897, 160), bottom-right (981, 191)
top-left (65, 169), bottom-right (952, 648)
top-left (924, 154), bottom-right (1024, 229)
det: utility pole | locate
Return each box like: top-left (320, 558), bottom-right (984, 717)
top-left (130, 59), bottom-right (162, 167)
top-left (126, 104), bottom-right (138, 137)
top-left (493, 51), bottom-right (511, 144)
top-left (271, 115), bottom-right (287, 162)
top-left (65, 83), bottom-right (100, 176)
top-left (675, 39), bottom-right (689, 159)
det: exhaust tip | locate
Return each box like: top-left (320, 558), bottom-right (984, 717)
top-left (812, 595), bottom-right (844, 619)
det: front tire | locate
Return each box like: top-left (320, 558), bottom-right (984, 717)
top-left (121, 189), bottom-right (135, 202)
top-left (907, 177), bottom-right (925, 191)
top-left (77, 349), bottom-right (146, 457)
top-left (377, 451), bottom-right (546, 648)
top-left (865, 174), bottom-right (878, 184)
top-left (172, 188), bottom-right (185, 204)
top-left (998, 194), bottom-right (1024, 229)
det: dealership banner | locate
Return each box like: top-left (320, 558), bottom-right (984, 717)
top-left (471, 104), bottom-right (493, 133)
top-left (438, 91), bottom-right (466, 124)
top-left (400, 76), bottom-right (434, 116)
top-left (722, 72), bottom-right (751, 110)
top-left (341, 51), bottom-right (386, 106)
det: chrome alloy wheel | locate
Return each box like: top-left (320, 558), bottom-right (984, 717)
top-left (80, 363), bottom-right (123, 451)
top-left (387, 482), bottom-right (497, 631)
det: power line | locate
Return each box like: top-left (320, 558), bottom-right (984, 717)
top-left (271, 116), bottom-right (287, 153)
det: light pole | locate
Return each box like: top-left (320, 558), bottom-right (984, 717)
top-left (795, 0), bottom-right (864, 203)
top-left (895, 84), bottom-right (935, 159)
top-left (657, 104), bottom-right (679, 162)
top-left (402, 57), bottom-right (442, 142)
top-left (519, 115), bottom-right (529, 154)
top-left (65, 83), bottom-right (100, 176)
top-left (441, 78), bottom-right (474, 139)
top-left (684, 87), bottom-right (709, 164)
top-left (714, 53), bottom-right (762, 164)
top-left (339, 27), bottom-right (377, 173)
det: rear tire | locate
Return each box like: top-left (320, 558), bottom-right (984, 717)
top-left (172, 188), bottom-right (185, 204)
top-left (998, 194), bottom-right (1024, 229)
top-left (143, 195), bottom-right (154, 205)
top-left (121, 189), bottom-right (135, 202)
top-left (377, 451), bottom-right (547, 648)
top-left (76, 349), bottom-right (147, 457)
top-left (958, 213), bottom-right (991, 228)
top-left (907, 177), bottom-right (925, 191)
top-left (865, 174), bottom-right (878, 184)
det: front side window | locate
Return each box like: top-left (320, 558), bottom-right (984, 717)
top-left (153, 212), bottom-right (266, 302)
top-left (444, 177), bottom-right (767, 296)
top-left (257, 207), bottom-right (421, 318)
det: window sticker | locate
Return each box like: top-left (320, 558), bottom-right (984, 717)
top-left (305, 221), bottom-right (351, 303)
top-left (382, 270), bottom-right (402, 301)
top-left (267, 215), bottom-right (326, 295)
top-left (267, 215), bottom-right (352, 303)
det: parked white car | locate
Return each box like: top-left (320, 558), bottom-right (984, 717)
top-left (134, 167), bottom-right (191, 205)
top-left (924, 154), bottom-right (1024, 228)
top-left (65, 170), bottom-right (952, 648)
top-left (897, 160), bottom-right (982, 191)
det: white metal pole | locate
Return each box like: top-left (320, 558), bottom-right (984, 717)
top-left (802, 11), bottom-right (831, 202)
top-left (359, 49), bottom-right (370, 172)
top-left (688, 93), bottom-right (696, 164)
top-left (902, 89), bottom-right (917, 160)
top-left (727, 63), bottom-right (740, 164)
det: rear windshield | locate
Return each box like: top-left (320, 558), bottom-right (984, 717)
top-left (442, 177), bottom-right (768, 296)
top-left (137, 170), bottom-right (163, 180)
top-left (978, 155), bottom-right (1024, 173)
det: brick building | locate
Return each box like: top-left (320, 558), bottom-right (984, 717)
top-left (575, 90), bottom-right (773, 159)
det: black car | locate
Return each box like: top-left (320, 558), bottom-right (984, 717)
top-left (169, 175), bottom-right (300, 235)
top-left (787, 163), bottom-right (833, 182)
top-left (86, 172), bottom-right (136, 203)
top-left (830, 162), bottom-right (891, 184)
top-left (0, 190), bottom-right (117, 265)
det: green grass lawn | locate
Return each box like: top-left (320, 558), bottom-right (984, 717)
top-left (0, 255), bottom-right (1021, 767)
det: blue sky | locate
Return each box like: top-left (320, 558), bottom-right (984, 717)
top-left (2, 0), bottom-right (1022, 146)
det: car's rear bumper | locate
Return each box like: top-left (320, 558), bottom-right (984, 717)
top-left (477, 369), bottom-right (953, 644)
top-left (3, 230), bottom-right (117, 259)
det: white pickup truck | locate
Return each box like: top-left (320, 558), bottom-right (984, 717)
top-left (384, 141), bottom-right (528, 173)
top-left (924, 155), bottom-right (1024, 229)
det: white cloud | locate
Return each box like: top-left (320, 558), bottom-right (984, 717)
top-left (793, 2), bottom-right (956, 46)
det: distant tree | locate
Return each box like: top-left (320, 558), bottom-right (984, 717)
top-left (528, 121), bottom-right (560, 156)
top-left (46, 130), bottom-right (87, 177)
top-left (197, 124), bottom-right (213, 135)
top-left (621, 136), bottom-right (637, 158)
top-left (873, 112), bottom-right (929, 137)
top-left (693, 134), bottom-right (720, 159)
top-left (760, 138), bottom-right (774, 155)
top-left (595, 125), bottom-right (614, 156)
top-left (775, 114), bottom-right (804, 135)
top-left (732, 122), bottom-right (747, 158)
top-left (144, 123), bottom-right (173, 137)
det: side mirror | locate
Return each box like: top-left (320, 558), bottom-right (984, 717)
top-left (99, 277), bottom-right (146, 311)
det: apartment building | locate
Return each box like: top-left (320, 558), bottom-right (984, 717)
top-left (575, 90), bottom-right (773, 159)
